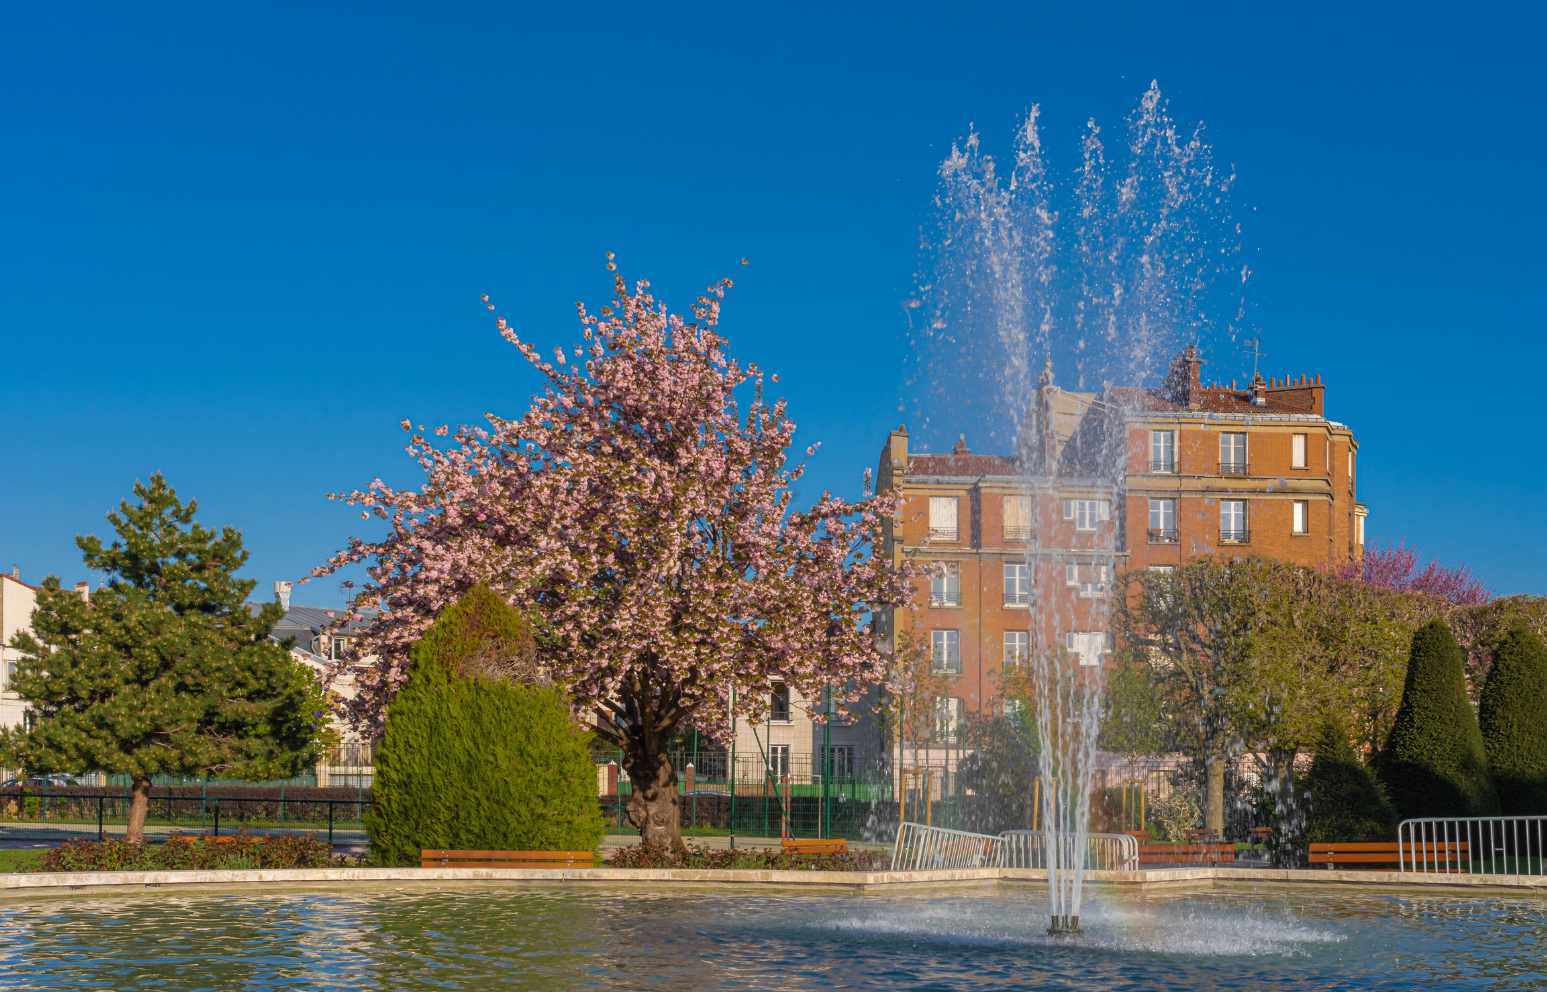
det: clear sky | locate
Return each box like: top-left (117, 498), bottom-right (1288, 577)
top-left (2, 3), bottom-right (1543, 599)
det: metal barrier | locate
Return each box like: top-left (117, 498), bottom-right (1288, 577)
top-left (0, 790), bottom-right (371, 846)
top-left (890, 822), bottom-right (1006, 871)
top-left (1399, 816), bottom-right (1547, 876)
top-left (999, 830), bottom-right (1140, 871)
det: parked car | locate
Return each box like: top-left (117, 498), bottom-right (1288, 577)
top-left (0, 773), bottom-right (81, 789)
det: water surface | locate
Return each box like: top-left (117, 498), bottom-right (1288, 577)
top-left (2, 885), bottom-right (1543, 990)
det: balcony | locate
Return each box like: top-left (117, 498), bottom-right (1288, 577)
top-left (1219, 461), bottom-right (1249, 476)
top-left (1003, 525), bottom-right (1031, 541)
top-left (928, 526), bottom-right (959, 542)
top-left (1147, 528), bottom-right (1179, 544)
top-left (1148, 459), bottom-right (1176, 474)
top-left (1220, 529), bottom-right (1251, 545)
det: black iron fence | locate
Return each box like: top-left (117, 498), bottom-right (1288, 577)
top-left (0, 788), bottom-right (372, 846)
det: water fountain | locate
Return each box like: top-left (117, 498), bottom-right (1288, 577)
top-left (904, 82), bottom-right (1249, 934)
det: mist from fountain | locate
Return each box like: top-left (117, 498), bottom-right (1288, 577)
top-left (904, 82), bottom-right (1250, 933)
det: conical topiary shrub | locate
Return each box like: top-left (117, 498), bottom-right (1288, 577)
top-left (1304, 719), bottom-right (1396, 843)
top-left (366, 585), bottom-right (606, 866)
top-left (1479, 622), bottom-right (1547, 814)
top-left (1379, 619), bottom-right (1498, 819)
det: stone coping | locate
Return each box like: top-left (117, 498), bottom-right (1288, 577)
top-left (4, 865), bottom-right (1546, 899)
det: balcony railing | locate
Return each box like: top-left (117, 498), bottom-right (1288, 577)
top-left (928, 526), bottom-right (959, 542)
top-left (1219, 461), bottom-right (1249, 476)
top-left (1003, 525), bottom-right (1031, 541)
top-left (1148, 459), bottom-right (1175, 474)
top-left (1220, 529), bottom-right (1250, 545)
top-left (1147, 528), bottom-right (1179, 544)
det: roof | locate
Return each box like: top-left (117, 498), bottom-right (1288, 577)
top-left (907, 451), bottom-right (1020, 478)
top-left (249, 603), bottom-right (372, 640)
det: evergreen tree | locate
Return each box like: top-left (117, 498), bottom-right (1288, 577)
top-left (366, 586), bottom-right (605, 866)
top-left (1379, 619), bottom-right (1498, 818)
top-left (0, 474), bottom-right (330, 841)
top-left (1479, 623), bottom-right (1547, 813)
top-left (1304, 719), bottom-right (1396, 843)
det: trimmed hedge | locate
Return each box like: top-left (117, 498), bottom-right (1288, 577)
top-left (1304, 720), bottom-right (1395, 842)
top-left (367, 587), bottom-right (605, 866)
top-left (1380, 619), bottom-right (1499, 818)
top-left (1479, 623), bottom-right (1547, 814)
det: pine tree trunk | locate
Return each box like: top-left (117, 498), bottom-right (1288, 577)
top-left (1205, 756), bottom-right (1226, 838)
top-left (623, 741), bottom-right (686, 859)
top-left (126, 775), bottom-right (152, 844)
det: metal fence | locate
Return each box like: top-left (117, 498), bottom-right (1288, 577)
top-left (0, 789), bottom-right (371, 846)
top-left (999, 830), bottom-right (1140, 871)
top-left (1399, 816), bottom-right (1547, 876)
top-left (890, 821), bottom-right (1005, 871)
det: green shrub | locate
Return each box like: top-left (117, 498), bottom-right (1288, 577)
top-left (1380, 619), bottom-right (1498, 818)
top-left (367, 586), bottom-right (606, 866)
top-left (605, 843), bottom-right (887, 871)
top-left (1304, 720), bottom-right (1395, 842)
top-left (1479, 623), bottom-right (1547, 814)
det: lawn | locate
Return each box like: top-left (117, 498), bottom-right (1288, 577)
top-left (0, 849), bottom-right (45, 873)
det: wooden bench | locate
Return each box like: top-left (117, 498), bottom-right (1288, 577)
top-left (420, 849), bottom-right (595, 869)
top-left (1308, 841), bottom-right (1468, 871)
top-left (1138, 842), bottom-right (1236, 865)
top-left (780, 838), bottom-right (848, 860)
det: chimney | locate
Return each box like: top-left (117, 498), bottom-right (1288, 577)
top-left (8, 565), bottom-right (17, 579)
top-left (1248, 371), bottom-right (1268, 406)
top-left (74, 581), bottom-right (89, 601)
top-left (274, 580), bottom-right (293, 612)
top-left (953, 434), bottom-right (969, 455)
top-left (1165, 345), bottom-right (1204, 409)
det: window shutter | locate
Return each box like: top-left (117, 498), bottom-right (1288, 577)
top-left (1062, 499), bottom-right (1074, 520)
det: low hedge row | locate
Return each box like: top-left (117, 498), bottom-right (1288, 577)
top-left (39, 834), bottom-right (342, 872)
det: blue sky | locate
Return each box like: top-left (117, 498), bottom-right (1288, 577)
top-left (2, 3), bottom-right (1543, 598)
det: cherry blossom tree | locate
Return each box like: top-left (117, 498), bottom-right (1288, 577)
top-left (315, 258), bottom-right (912, 855)
top-left (1340, 543), bottom-right (1490, 607)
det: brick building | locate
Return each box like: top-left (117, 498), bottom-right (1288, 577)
top-left (878, 345), bottom-right (1367, 735)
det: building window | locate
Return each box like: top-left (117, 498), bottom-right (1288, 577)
top-left (1148, 564), bottom-right (1175, 574)
top-left (928, 496), bottom-right (959, 542)
top-left (1064, 562), bottom-right (1109, 597)
top-left (1148, 498), bottom-right (1178, 543)
top-left (1220, 432), bottom-right (1247, 474)
top-left (1003, 697), bottom-right (1025, 718)
top-left (770, 683), bottom-right (791, 722)
top-left (1221, 500), bottom-right (1248, 543)
top-left (929, 562), bottom-right (961, 607)
top-left (767, 743), bottom-right (791, 778)
top-left (1004, 630), bottom-right (1030, 667)
top-left (1292, 500), bottom-right (1309, 535)
top-left (1064, 631), bottom-right (1107, 668)
top-left (1003, 562), bottom-right (1031, 607)
top-left (1003, 494), bottom-right (1031, 541)
top-left (931, 630), bottom-right (961, 674)
top-left (331, 636), bottom-right (350, 661)
top-left (1149, 430), bottom-right (1176, 473)
top-left (1356, 514), bottom-right (1366, 546)
top-left (1063, 498), bottom-right (1109, 531)
top-left (823, 745), bottom-right (856, 781)
top-left (1, 660), bottom-right (14, 691)
top-left (934, 696), bottom-right (963, 742)
top-left (1291, 433), bottom-right (1307, 469)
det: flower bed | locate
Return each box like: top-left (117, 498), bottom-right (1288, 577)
top-left (37, 834), bottom-right (346, 872)
top-left (605, 843), bottom-right (888, 871)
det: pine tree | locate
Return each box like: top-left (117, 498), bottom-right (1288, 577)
top-left (0, 474), bottom-right (330, 842)
top-left (1479, 623), bottom-right (1547, 814)
top-left (1304, 719), bottom-right (1396, 843)
top-left (1379, 619), bottom-right (1498, 819)
top-left (366, 586), bottom-right (605, 866)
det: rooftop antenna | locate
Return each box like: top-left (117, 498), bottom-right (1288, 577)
top-left (1244, 337), bottom-right (1266, 380)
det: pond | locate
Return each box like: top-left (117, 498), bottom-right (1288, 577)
top-left (2, 884), bottom-right (1543, 990)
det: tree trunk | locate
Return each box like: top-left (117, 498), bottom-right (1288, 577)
top-left (623, 742), bottom-right (686, 859)
top-left (1205, 756), bottom-right (1226, 838)
top-left (126, 775), bottom-right (152, 844)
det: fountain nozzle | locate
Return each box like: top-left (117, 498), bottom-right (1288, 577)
top-left (1047, 914), bottom-right (1081, 936)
